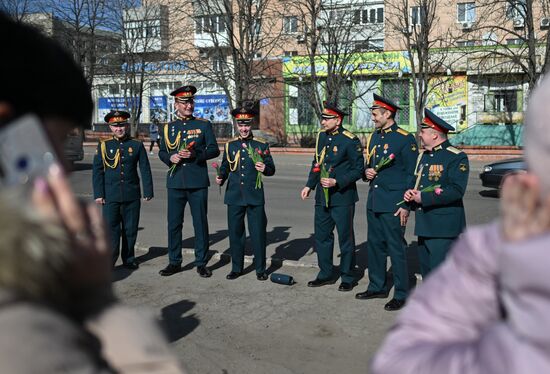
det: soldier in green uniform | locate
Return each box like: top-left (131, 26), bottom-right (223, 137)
top-left (403, 108), bottom-right (469, 277)
top-left (215, 107), bottom-right (276, 281)
top-left (92, 110), bottom-right (154, 270)
top-left (158, 85), bottom-right (220, 277)
top-left (355, 94), bottom-right (418, 311)
top-left (301, 102), bottom-right (364, 292)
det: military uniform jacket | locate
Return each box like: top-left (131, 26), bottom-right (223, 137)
top-left (158, 116), bottom-right (220, 189)
top-left (219, 136), bottom-right (275, 206)
top-left (414, 140), bottom-right (469, 238)
top-left (92, 136), bottom-right (153, 202)
top-left (365, 123), bottom-right (418, 212)
top-left (305, 127), bottom-right (364, 207)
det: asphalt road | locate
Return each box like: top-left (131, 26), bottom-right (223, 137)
top-left (70, 147), bottom-right (499, 374)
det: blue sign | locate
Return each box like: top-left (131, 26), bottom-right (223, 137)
top-left (149, 96), bottom-right (168, 122)
top-left (121, 60), bottom-right (187, 73)
top-left (193, 95), bottom-right (230, 123)
top-left (98, 97), bottom-right (141, 121)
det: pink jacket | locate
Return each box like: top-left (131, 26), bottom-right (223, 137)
top-left (371, 222), bottom-right (550, 374)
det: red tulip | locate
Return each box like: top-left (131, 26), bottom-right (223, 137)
top-left (389, 153), bottom-right (395, 160)
top-left (211, 162), bottom-right (219, 169)
top-left (435, 187), bottom-right (443, 195)
top-left (242, 142), bottom-right (247, 148)
top-left (186, 141), bottom-right (196, 150)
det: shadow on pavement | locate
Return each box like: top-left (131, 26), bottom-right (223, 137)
top-left (181, 229), bottom-right (229, 249)
top-left (267, 233), bottom-right (315, 274)
top-left (137, 246), bottom-right (167, 264)
top-left (159, 299), bottom-right (199, 342)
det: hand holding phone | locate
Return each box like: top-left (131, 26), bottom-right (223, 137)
top-left (0, 114), bottom-right (57, 187)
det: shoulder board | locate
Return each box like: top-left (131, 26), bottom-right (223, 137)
top-left (99, 136), bottom-right (112, 144)
top-left (254, 137), bottom-right (267, 144)
top-left (342, 130), bottom-right (356, 139)
top-left (230, 137), bottom-right (240, 142)
top-left (446, 146), bottom-right (463, 154)
top-left (195, 117), bottom-right (208, 122)
top-left (396, 128), bottom-right (409, 136)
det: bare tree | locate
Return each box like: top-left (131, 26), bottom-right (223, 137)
top-left (281, 0), bottom-right (384, 144)
top-left (0, 0), bottom-right (32, 22)
top-left (169, 0), bottom-right (285, 115)
top-left (97, 0), bottom-right (172, 136)
top-left (467, 0), bottom-right (550, 96)
top-left (39, 0), bottom-right (110, 86)
top-left (385, 0), bottom-right (455, 132)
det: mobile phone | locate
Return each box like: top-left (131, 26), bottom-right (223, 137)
top-left (0, 114), bottom-right (57, 187)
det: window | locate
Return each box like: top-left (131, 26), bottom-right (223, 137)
top-left (482, 32), bottom-right (497, 46)
top-left (195, 15), bottom-right (226, 34)
top-left (251, 19), bottom-right (261, 35)
top-left (457, 2), bottom-right (476, 22)
top-left (506, 0), bottom-right (526, 19)
top-left (411, 6), bottom-right (426, 26)
top-left (506, 38), bottom-right (524, 45)
top-left (284, 51), bottom-right (298, 56)
top-left (212, 56), bottom-right (226, 71)
top-left (485, 90), bottom-right (520, 112)
top-left (353, 6), bottom-right (384, 24)
top-left (283, 16), bottom-right (298, 33)
top-left (457, 40), bottom-right (476, 47)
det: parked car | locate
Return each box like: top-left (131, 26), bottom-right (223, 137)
top-left (63, 126), bottom-right (84, 163)
top-left (479, 157), bottom-right (526, 189)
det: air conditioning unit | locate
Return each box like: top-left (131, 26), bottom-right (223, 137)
top-left (541, 17), bottom-right (550, 29)
top-left (199, 50), bottom-right (208, 58)
top-left (296, 34), bottom-right (306, 43)
top-left (461, 21), bottom-right (472, 30)
top-left (513, 18), bottom-right (525, 28)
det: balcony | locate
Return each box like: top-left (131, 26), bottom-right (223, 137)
top-left (194, 32), bottom-right (230, 48)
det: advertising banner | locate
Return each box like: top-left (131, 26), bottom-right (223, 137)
top-left (193, 95), bottom-right (230, 123)
top-left (149, 96), bottom-right (168, 122)
top-left (426, 76), bottom-right (468, 131)
top-left (98, 97), bottom-right (141, 121)
top-left (282, 51), bottom-right (411, 78)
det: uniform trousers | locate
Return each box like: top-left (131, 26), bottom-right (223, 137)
top-left (103, 199), bottom-right (141, 265)
top-left (167, 187), bottom-right (209, 267)
top-left (314, 204), bottom-right (356, 283)
top-left (366, 209), bottom-right (409, 300)
top-left (227, 204), bottom-right (267, 274)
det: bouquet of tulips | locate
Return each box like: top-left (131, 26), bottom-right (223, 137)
top-left (320, 163), bottom-right (331, 208)
top-left (242, 143), bottom-right (265, 189)
top-left (169, 138), bottom-right (196, 177)
top-left (396, 184), bottom-right (443, 206)
top-left (374, 153), bottom-right (395, 172)
top-left (212, 161), bottom-right (221, 194)
top-left (311, 162), bottom-right (330, 208)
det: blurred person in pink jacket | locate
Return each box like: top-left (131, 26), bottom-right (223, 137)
top-left (371, 75), bottom-right (550, 374)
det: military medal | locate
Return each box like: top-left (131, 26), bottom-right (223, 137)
top-left (383, 143), bottom-right (389, 154)
top-left (128, 147), bottom-right (133, 155)
top-left (333, 145), bottom-right (338, 153)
